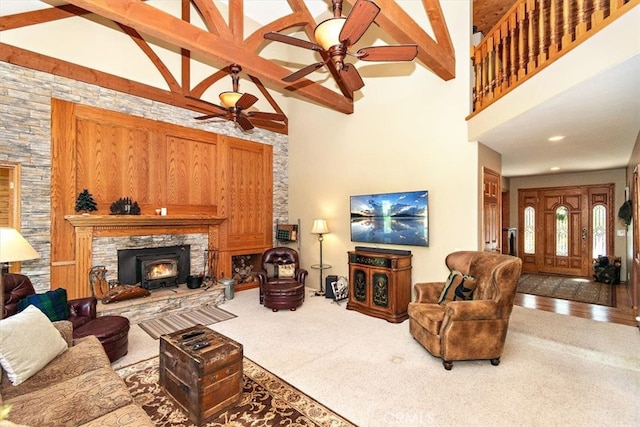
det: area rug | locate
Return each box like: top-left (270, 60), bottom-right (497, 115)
top-left (517, 273), bottom-right (614, 306)
top-left (116, 357), bottom-right (356, 427)
top-left (139, 305), bottom-right (236, 339)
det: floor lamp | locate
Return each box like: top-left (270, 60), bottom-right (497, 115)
top-left (0, 227), bottom-right (40, 316)
top-left (311, 219), bottom-right (330, 296)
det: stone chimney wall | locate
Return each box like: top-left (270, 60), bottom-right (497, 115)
top-left (0, 61), bottom-right (288, 292)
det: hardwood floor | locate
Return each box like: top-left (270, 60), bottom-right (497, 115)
top-left (515, 282), bottom-right (639, 327)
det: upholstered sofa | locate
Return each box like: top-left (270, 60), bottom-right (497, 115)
top-left (2, 273), bottom-right (130, 363)
top-left (0, 311), bottom-right (153, 426)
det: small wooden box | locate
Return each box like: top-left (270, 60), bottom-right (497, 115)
top-left (159, 324), bottom-right (243, 425)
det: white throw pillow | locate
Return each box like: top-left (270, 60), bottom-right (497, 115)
top-left (278, 263), bottom-right (295, 278)
top-left (0, 305), bottom-right (68, 385)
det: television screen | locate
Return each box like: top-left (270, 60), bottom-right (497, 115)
top-left (350, 190), bottom-right (429, 247)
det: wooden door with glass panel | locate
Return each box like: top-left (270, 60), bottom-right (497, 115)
top-left (519, 184), bottom-right (614, 276)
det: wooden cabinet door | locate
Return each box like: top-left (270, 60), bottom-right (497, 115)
top-left (218, 137), bottom-right (273, 250)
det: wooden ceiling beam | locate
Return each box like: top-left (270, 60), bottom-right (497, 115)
top-left (374, 0), bottom-right (455, 80)
top-left (63, 0), bottom-right (354, 114)
top-left (0, 4), bottom-right (90, 30)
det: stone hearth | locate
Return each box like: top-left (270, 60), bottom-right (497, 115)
top-left (97, 283), bottom-right (226, 324)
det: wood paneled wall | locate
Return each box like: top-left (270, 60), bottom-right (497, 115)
top-left (51, 99), bottom-right (272, 298)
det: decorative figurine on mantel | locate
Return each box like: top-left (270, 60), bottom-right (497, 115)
top-left (109, 197), bottom-right (141, 215)
top-left (75, 189), bottom-right (98, 214)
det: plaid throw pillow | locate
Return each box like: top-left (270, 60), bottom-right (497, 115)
top-left (18, 288), bottom-right (70, 322)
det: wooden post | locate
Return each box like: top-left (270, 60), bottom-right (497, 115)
top-left (537, 0), bottom-right (548, 65)
top-left (575, 0), bottom-right (588, 38)
top-left (548, 0), bottom-right (559, 55)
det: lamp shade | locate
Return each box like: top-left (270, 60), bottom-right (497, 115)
top-left (0, 227), bottom-right (40, 263)
top-left (311, 219), bottom-right (330, 235)
top-left (219, 91), bottom-right (243, 108)
top-left (314, 17), bottom-right (346, 50)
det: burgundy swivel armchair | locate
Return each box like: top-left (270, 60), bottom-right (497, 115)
top-left (256, 247), bottom-right (308, 311)
top-left (2, 273), bottom-right (129, 362)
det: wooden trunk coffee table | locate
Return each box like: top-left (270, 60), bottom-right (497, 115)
top-left (159, 324), bottom-right (243, 425)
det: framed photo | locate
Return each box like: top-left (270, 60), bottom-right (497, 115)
top-left (331, 276), bottom-right (349, 301)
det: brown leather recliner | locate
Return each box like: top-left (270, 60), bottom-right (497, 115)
top-left (2, 273), bottom-right (129, 362)
top-left (256, 247), bottom-right (308, 311)
top-left (407, 251), bottom-right (522, 370)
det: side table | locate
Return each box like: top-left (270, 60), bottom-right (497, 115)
top-left (311, 263), bottom-right (332, 296)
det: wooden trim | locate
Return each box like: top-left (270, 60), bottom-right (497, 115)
top-left (64, 214), bottom-right (225, 229)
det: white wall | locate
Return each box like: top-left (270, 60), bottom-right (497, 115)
top-left (287, 2), bottom-right (476, 288)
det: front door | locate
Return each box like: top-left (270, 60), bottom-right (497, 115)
top-left (518, 184), bottom-right (614, 276)
top-left (540, 188), bottom-right (587, 275)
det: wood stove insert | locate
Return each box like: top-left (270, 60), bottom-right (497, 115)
top-left (118, 245), bottom-right (190, 290)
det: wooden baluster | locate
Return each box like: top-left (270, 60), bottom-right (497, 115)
top-left (549, 0), bottom-right (560, 55)
top-left (538, 0), bottom-right (548, 66)
top-left (592, 0), bottom-right (606, 25)
top-left (509, 13), bottom-right (518, 85)
top-left (527, 0), bottom-right (536, 74)
top-left (561, 0), bottom-right (573, 48)
top-left (488, 36), bottom-right (496, 101)
top-left (518, 2), bottom-right (527, 79)
top-left (472, 46), bottom-right (482, 111)
top-left (500, 21), bottom-right (510, 91)
top-left (576, 0), bottom-right (588, 37)
top-left (481, 43), bottom-right (489, 100)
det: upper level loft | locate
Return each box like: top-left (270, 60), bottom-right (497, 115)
top-left (467, 0), bottom-right (639, 177)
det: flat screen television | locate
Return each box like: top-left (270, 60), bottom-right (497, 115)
top-left (350, 190), bottom-right (429, 247)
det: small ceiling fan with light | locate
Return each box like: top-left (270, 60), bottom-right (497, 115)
top-left (189, 64), bottom-right (286, 132)
top-left (264, 0), bottom-right (418, 92)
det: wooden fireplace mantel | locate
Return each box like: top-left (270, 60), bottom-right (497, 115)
top-left (64, 214), bottom-right (225, 297)
top-left (65, 214), bottom-right (225, 235)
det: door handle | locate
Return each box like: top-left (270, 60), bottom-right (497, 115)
top-left (582, 228), bottom-right (587, 240)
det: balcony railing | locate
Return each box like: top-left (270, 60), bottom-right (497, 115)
top-left (469, 0), bottom-right (637, 116)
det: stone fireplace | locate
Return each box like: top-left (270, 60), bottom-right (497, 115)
top-left (117, 245), bottom-right (190, 290)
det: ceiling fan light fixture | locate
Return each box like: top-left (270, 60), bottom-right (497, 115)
top-left (219, 91), bottom-right (243, 108)
top-left (314, 17), bottom-right (346, 50)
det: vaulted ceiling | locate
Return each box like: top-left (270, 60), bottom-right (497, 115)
top-left (0, 0), bottom-right (457, 134)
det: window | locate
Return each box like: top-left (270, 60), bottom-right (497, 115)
top-left (524, 206), bottom-right (535, 254)
top-left (592, 205), bottom-right (607, 257)
top-left (556, 206), bottom-right (568, 256)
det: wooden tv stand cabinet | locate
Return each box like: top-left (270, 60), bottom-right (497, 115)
top-left (346, 250), bottom-right (412, 323)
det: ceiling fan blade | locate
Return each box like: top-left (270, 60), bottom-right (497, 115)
top-left (264, 32), bottom-right (322, 51)
top-left (339, 0), bottom-right (380, 46)
top-left (340, 63), bottom-right (365, 92)
top-left (194, 112), bottom-right (227, 120)
top-left (235, 93), bottom-right (258, 110)
top-left (236, 114), bottom-right (255, 131)
top-left (282, 62), bottom-right (325, 82)
top-left (247, 111), bottom-right (286, 122)
top-left (356, 45), bottom-right (419, 62)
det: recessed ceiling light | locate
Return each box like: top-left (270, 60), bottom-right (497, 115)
top-left (548, 135), bottom-right (565, 142)
top-left (550, 166), bottom-right (560, 171)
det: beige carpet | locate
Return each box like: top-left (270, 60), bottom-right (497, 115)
top-left (116, 356), bottom-right (355, 426)
top-left (138, 305), bottom-right (236, 339)
top-left (114, 288), bottom-right (640, 427)
top-left (517, 273), bottom-right (614, 306)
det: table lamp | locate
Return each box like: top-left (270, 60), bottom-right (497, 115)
top-left (0, 227), bottom-right (40, 317)
top-left (311, 219), bottom-right (330, 296)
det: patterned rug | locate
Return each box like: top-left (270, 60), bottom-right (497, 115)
top-left (139, 305), bottom-right (236, 339)
top-left (116, 357), bottom-right (355, 427)
top-left (517, 273), bottom-right (614, 306)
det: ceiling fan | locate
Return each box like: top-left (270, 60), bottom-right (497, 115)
top-left (190, 64), bottom-right (286, 132)
top-left (264, 0), bottom-right (418, 92)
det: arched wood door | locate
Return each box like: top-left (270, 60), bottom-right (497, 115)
top-left (518, 184), bottom-right (614, 276)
